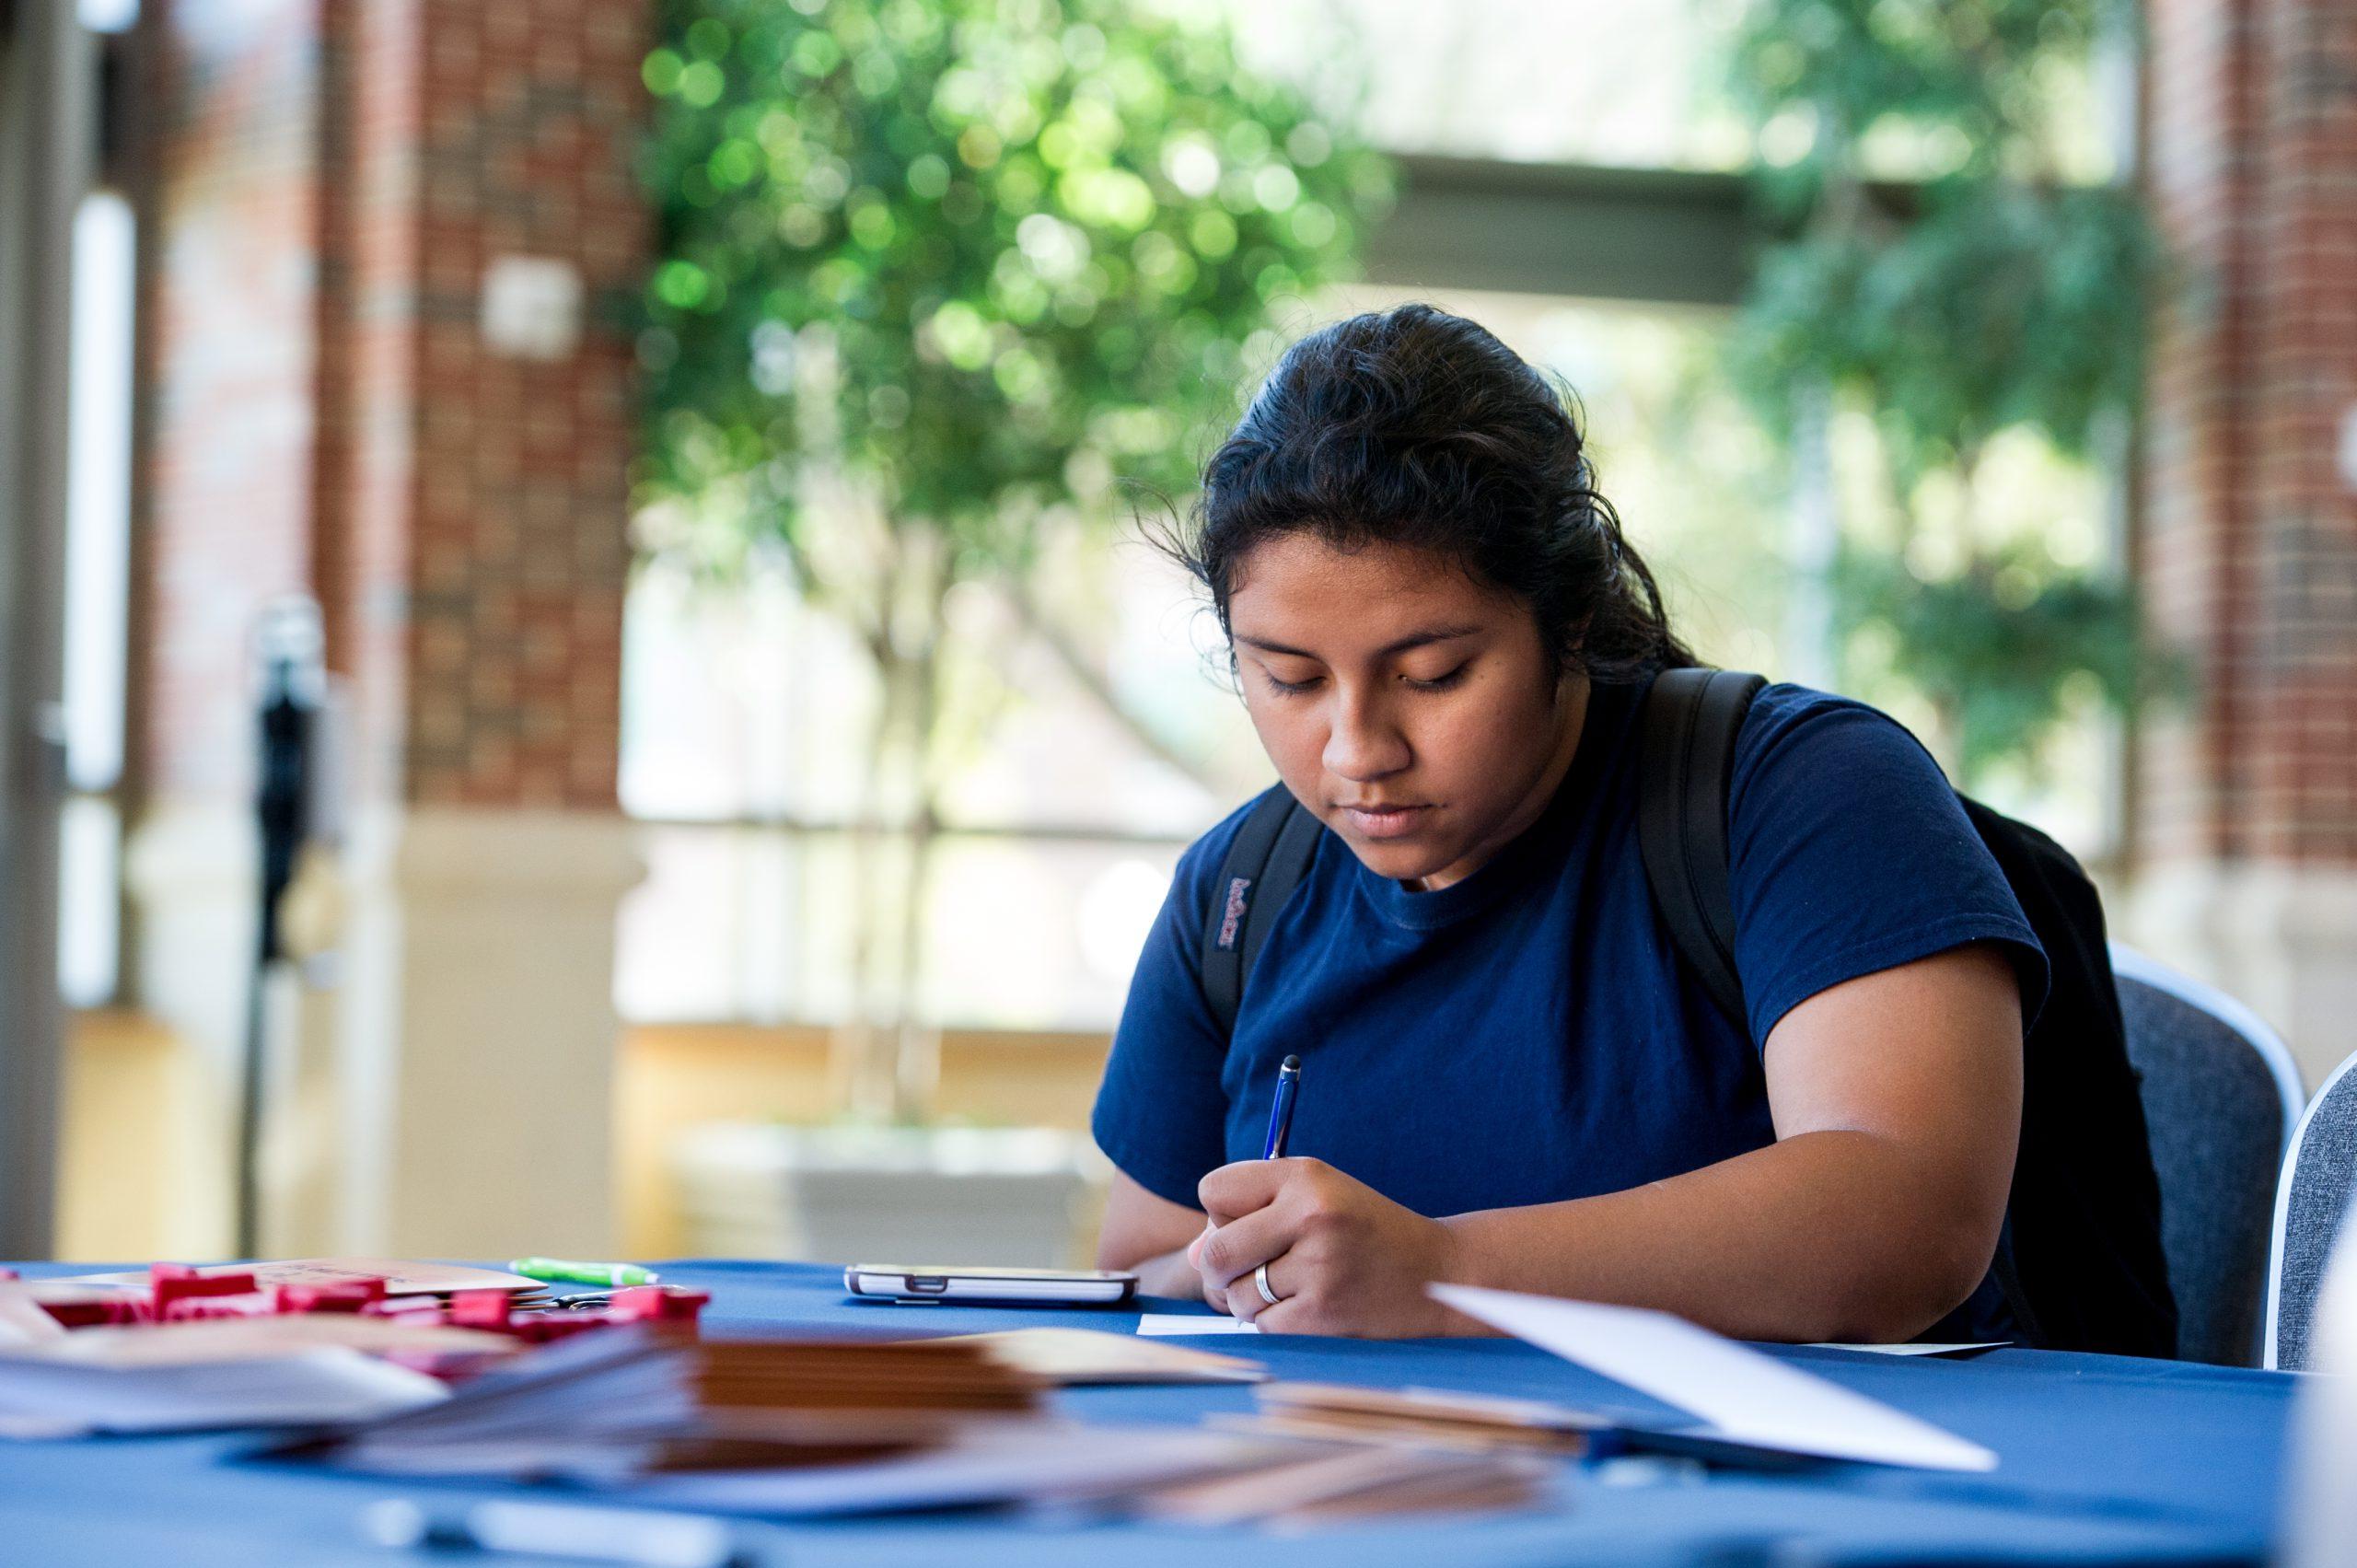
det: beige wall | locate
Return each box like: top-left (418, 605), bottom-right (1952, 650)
top-left (57, 1010), bottom-right (1113, 1262)
top-left (56, 1010), bottom-right (201, 1261)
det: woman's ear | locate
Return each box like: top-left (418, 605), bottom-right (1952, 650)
top-left (1546, 656), bottom-right (1577, 709)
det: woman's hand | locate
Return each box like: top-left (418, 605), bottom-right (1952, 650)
top-left (1189, 1157), bottom-right (1469, 1336)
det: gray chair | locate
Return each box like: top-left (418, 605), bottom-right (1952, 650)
top-left (2266, 1051), bottom-right (2357, 1371)
top-left (2110, 944), bottom-right (2305, 1365)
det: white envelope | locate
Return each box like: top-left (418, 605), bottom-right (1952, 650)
top-left (1431, 1283), bottom-right (1997, 1472)
top-left (1135, 1314), bottom-right (1260, 1336)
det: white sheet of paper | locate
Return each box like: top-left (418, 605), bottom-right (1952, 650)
top-left (1806, 1342), bottom-right (2009, 1358)
top-left (1135, 1314), bottom-right (1260, 1336)
top-left (0, 1286), bottom-right (68, 1346)
top-left (0, 1344), bottom-right (449, 1434)
top-left (1431, 1283), bottom-right (1996, 1472)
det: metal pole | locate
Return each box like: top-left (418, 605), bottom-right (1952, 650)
top-left (238, 607), bottom-right (320, 1259)
top-left (0, 0), bottom-right (91, 1259)
top-left (238, 661), bottom-right (306, 1260)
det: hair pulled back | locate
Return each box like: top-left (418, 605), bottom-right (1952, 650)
top-left (1170, 303), bottom-right (1691, 682)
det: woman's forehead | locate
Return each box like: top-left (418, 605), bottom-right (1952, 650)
top-left (1228, 534), bottom-right (1511, 638)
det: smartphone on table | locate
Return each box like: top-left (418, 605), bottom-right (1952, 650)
top-left (842, 1263), bottom-right (1139, 1306)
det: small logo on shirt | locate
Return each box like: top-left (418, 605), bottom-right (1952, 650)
top-left (1216, 877), bottom-right (1252, 949)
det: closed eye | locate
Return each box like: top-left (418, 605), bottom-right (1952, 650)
top-left (1260, 670), bottom-right (1323, 697)
top-left (1406, 664), bottom-right (1470, 691)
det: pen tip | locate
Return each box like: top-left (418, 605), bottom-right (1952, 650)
top-left (1282, 1054), bottom-right (1300, 1070)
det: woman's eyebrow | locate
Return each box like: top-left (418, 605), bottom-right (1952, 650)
top-left (1236, 624), bottom-right (1483, 659)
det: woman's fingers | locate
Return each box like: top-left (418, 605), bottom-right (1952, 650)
top-left (1223, 1254), bottom-right (1293, 1326)
top-left (1191, 1158), bottom-right (1345, 1323)
top-left (1193, 1202), bottom-right (1296, 1291)
top-left (1198, 1156), bottom-right (1313, 1225)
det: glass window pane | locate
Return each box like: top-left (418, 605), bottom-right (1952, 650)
top-left (614, 825), bottom-right (806, 1023)
top-left (620, 550), bottom-right (1262, 840)
top-left (614, 823), bottom-right (1186, 1033)
top-left (1213, 0), bottom-right (1751, 171)
top-left (65, 192), bottom-right (134, 794)
top-left (921, 839), bottom-right (1183, 1031)
top-left (80, 0), bottom-right (140, 32)
top-left (621, 558), bottom-right (909, 824)
top-left (58, 796), bottom-right (121, 1007)
top-left (1208, 1), bottom-right (2119, 179)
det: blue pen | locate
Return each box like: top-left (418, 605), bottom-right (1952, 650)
top-left (1261, 1054), bottom-right (1302, 1159)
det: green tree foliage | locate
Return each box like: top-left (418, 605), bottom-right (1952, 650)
top-left (1835, 543), bottom-right (2145, 782)
top-left (635, 0), bottom-right (1385, 1111)
top-left (639, 0), bottom-right (1383, 566)
top-left (1726, 0), bottom-right (2164, 786)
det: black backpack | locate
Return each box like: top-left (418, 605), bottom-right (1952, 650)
top-left (1201, 668), bottom-right (2179, 1358)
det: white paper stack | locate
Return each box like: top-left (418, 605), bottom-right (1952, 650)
top-left (0, 1316), bottom-right (479, 1435)
top-left (309, 1326), bottom-right (1550, 1526)
top-left (311, 1326), bottom-right (708, 1480)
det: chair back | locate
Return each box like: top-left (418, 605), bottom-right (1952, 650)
top-left (2283, 1195), bottom-right (2357, 1568)
top-left (2268, 1051), bottom-right (2357, 1371)
top-left (2110, 945), bottom-right (2303, 1365)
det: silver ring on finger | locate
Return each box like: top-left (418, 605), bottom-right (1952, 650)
top-left (1254, 1261), bottom-right (1282, 1307)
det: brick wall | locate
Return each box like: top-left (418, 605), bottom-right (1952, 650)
top-left (2140, 0), bottom-right (2357, 866)
top-left (401, 0), bottom-right (642, 808)
top-left (136, 0), bottom-right (644, 816)
top-left (135, 0), bottom-right (322, 801)
top-left (311, 0), bottom-right (421, 806)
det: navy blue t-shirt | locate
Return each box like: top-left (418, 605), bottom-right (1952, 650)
top-left (1091, 678), bottom-right (2049, 1337)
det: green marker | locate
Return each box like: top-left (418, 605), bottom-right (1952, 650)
top-left (510, 1257), bottom-right (660, 1288)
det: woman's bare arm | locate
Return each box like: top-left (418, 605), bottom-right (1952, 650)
top-left (1190, 943), bottom-right (2026, 1341)
top-left (1443, 942), bottom-right (2024, 1340)
top-left (1097, 1168), bottom-right (1209, 1299)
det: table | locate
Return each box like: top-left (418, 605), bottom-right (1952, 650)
top-left (0, 1260), bottom-right (2296, 1567)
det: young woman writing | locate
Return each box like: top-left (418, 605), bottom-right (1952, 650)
top-left (1091, 303), bottom-right (2041, 1343)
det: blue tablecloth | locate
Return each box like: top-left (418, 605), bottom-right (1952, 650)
top-left (0, 1260), bottom-right (2295, 1567)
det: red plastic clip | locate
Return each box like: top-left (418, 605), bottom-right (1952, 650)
top-left (29, 1296), bottom-right (133, 1330)
top-left (152, 1263), bottom-right (261, 1319)
top-left (448, 1289), bottom-right (519, 1330)
top-left (274, 1278), bottom-right (387, 1315)
top-left (612, 1285), bottom-right (709, 1327)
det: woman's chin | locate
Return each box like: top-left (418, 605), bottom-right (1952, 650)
top-left (1345, 837), bottom-right (1457, 888)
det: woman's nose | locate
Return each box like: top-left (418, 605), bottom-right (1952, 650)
top-left (1322, 688), bottom-right (1411, 781)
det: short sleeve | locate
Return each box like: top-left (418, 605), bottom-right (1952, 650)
top-left (1088, 799), bottom-right (1260, 1208)
top-left (1725, 688), bottom-right (2049, 1047)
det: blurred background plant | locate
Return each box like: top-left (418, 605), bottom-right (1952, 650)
top-left (1724, 0), bottom-right (2167, 791)
top-left (635, 0), bottom-right (1388, 1118)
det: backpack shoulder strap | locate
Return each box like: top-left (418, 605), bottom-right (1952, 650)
top-left (1637, 668), bottom-right (1767, 1031)
top-left (1202, 789), bottom-right (1324, 1038)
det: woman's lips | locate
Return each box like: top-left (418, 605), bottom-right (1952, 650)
top-left (1338, 803), bottom-right (1432, 840)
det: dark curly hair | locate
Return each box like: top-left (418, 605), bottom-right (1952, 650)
top-left (1167, 303), bottom-right (1691, 683)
